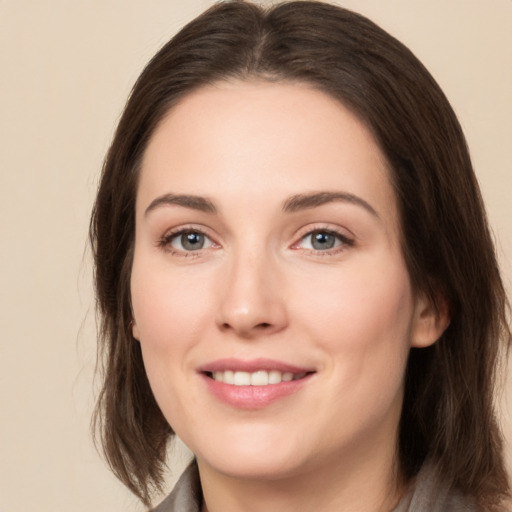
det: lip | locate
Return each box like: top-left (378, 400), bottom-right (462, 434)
top-left (198, 358), bottom-right (315, 409)
top-left (198, 358), bottom-right (312, 374)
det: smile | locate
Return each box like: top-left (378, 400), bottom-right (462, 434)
top-left (208, 370), bottom-right (308, 386)
top-left (198, 359), bottom-right (315, 409)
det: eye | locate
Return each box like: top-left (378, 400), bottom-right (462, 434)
top-left (163, 229), bottom-right (215, 252)
top-left (296, 229), bottom-right (353, 252)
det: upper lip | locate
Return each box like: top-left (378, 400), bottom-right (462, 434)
top-left (198, 358), bottom-right (314, 374)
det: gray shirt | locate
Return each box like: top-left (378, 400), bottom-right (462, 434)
top-left (152, 462), bottom-right (478, 512)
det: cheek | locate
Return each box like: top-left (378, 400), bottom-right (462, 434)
top-left (130, 260), bottom-right (213, 352)
top-left (305, 260), bottom-right (414, 429)
top-left (296, 252), bottom-right (415, 372)
top-left (130, 261), bottom-right (212, 425)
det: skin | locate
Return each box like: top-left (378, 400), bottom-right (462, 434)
top-left (131, 80), bottom-right (449, 512)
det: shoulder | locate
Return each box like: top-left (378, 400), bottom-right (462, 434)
top-left (151, 463), bottom-right (202, 512)
top-left (393, 462), bottom-right (479, 512)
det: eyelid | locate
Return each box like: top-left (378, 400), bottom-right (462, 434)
top-left (157, 224), bottom-right (220, 255)
top-left (290, 224), bottom-right (355, 252)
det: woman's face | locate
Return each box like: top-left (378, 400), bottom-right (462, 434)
top-left (131, 81), bottom-right (441, 482)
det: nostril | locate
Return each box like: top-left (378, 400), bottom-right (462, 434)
top-left (219, 321), bottom-right (273, 334)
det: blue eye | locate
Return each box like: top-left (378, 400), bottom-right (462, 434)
top-left (299, 230), bottom-right (350, 251)
top-left (169, 231), bottom-right (214, 251)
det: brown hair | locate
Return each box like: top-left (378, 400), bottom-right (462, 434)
top-left (90, 1), bottom-right (511, 508)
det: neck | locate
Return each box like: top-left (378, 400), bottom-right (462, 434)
top-left (198, 445), bottom-right (406, 512)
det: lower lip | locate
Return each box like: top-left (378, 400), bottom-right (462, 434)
top-left (201, 373), bottom-right (313, 409)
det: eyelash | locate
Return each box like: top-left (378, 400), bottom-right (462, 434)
top-left (292, 226), bottom-right (355, 255)
top-left (157, 226), bottom-right (216, 257)
top-left (157, 225), bottom-right (354, 257)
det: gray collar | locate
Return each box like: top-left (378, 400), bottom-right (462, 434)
top-left (152, 461), bottom-right (477, 512)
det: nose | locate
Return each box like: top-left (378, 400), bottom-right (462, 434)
top-left (215, 249), bottom-right (288, 339)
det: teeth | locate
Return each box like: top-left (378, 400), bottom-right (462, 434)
top-left (268, 370), bottom-right (281, 384)
top-left (210, 370), bottom-right (305, 386)
top-left (251, 370), bottom-right (268, 386)
top-left (233, 371), bottom-right (251, 386)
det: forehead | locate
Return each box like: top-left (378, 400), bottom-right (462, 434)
top-left (138, 80), bottom-right (397, 227)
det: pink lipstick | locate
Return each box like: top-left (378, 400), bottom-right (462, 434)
top-left (198, 358), bottom-right (315, 409)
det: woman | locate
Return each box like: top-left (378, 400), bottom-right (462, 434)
top-left (90, 1), bottom-right (511, 511)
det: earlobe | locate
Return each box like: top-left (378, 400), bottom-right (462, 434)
top-left (131, 321), bottom-right (140, 341)
top-left (411, 292), bottom-right (451, 348)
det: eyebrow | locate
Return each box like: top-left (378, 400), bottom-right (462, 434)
top-left (282, 191), bottom-right (379, 218)
top-left (144, 190), bottom-right (379, 219)
top-left (144, 193), bottom-right (217, 216)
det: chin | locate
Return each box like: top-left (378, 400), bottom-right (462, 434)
top-left (190, 423), bottom-right (309, 480)
top-left (202, 452), bottom-right (307, 482)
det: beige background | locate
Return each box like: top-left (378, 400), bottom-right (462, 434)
top-left (1, 1), bottom-right (510, 510)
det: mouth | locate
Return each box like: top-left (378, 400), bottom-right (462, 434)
top-left (205, 369), bottom-right (310, 386)
top-left (198, 359), bottom-right (315, 408)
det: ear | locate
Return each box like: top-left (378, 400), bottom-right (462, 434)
top-left (131, 320), bottom-right (140, 341)
top-left (410, 291), bottom-right (450, 348)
